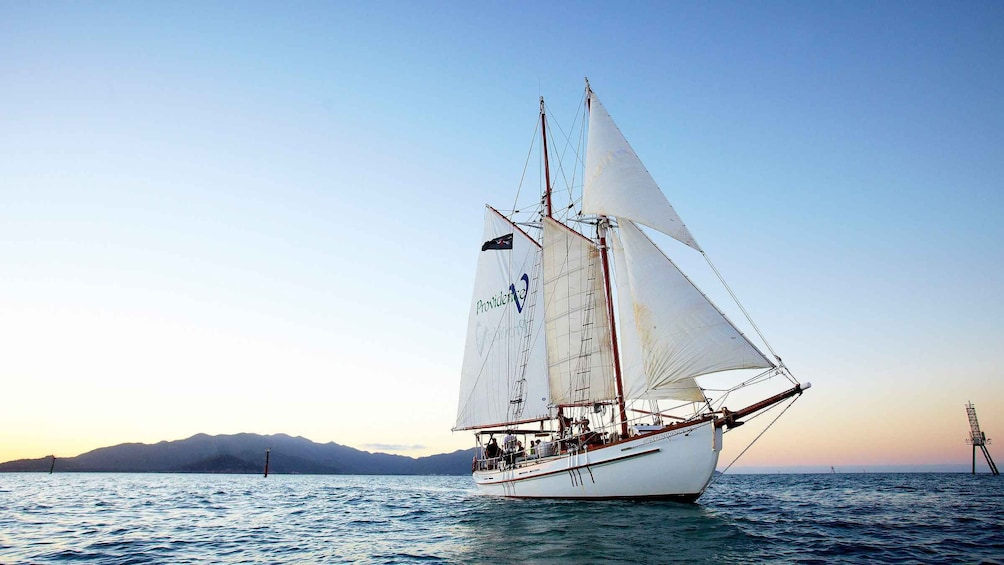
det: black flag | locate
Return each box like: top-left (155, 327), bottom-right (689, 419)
top-left (481, 233), bottom-right (513, 251)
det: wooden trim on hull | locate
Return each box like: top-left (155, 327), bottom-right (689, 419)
top-left (499, 492), bottom-right (702, 503)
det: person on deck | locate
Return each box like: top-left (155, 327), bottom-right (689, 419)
top-left (485, 437), bottom-right (502, 461)
top-left (502, 433), bottom-right (519, 466)
top-left (557, 408), bottom-right (573, 437)
top-left (578, 418), bottom-right (600, 447)
top-left (503, 432), bottom-right (516, 452)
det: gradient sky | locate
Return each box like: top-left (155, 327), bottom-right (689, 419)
top-left (2, 1), bottom-right (1002, 470)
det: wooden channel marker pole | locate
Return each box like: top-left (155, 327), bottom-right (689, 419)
top-left (264, 448), bottom-right (271, 478)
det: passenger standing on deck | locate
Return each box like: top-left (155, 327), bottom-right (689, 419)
top-left (503, 432), bottom-right (516, 451)
top-left (485, 437), bottom-right (501, 460)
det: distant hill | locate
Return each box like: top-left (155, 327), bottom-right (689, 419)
top-left (0, 433), bottom-right (476, 475)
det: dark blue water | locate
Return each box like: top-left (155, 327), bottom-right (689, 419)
top-left (1, 473), bottom-right (1001, 563)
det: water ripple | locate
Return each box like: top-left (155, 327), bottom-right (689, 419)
top-left (0, 473), bottom-right (1001, 563)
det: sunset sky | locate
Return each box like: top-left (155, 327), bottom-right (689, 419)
top-left (2, 1), bottom-right (1002, 471)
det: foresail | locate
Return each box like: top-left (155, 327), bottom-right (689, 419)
top-left (610, 231), bottom-right (706, 403)
top-left (542, 217), bottom-right (617, 406)
top-left (455, 208), bottom-right (550, 430)
top-left (582, 92), bottom-right (702, 252)
top-left (615, 220), bottom-right (773, 392)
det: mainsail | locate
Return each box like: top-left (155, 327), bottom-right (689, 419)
top-left (454, 208), bottom-right (550, 430)
top-left (541, 217), bottom-right (616, 406)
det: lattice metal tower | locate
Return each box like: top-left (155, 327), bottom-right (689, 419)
top-left (965, 401), bottom-right (999, 475)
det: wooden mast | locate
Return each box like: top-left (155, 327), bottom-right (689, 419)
top-left (598, 222), bottom-right (629, 439)
top-left (540, 96), bottom-right (553, 219)
top-left (585, 80), bottom-right (630, 439)
top-left (541, 95), bottom-right (564, 432)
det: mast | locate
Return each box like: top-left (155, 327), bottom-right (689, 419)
top-left (585, 79), bottom-right (628, 438)
top-left (598, 219), bottom-right (629, 439)
top-left (540, 97), bottom-right (553, 219)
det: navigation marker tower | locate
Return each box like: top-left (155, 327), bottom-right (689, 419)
top-left (965, 401), bottom-right (999, 475)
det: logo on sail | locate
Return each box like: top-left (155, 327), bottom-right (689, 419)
top-left (474, 317), bottom-right (530, 356)
top-left (476, 273), bottom-right (529, 315)
top-left (509, 273), bottom-right (529, 313)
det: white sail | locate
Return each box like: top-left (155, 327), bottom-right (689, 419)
top-left (615, 220), bottom-right (773, 391)
top-left (542, 217), bottom-right (616, 405)
top-left (610, 230), bottom-right (705, 402)
top-left (454, 208), bottom-right (550, 430)
top-left (582, 92), bottom-right (702, 252)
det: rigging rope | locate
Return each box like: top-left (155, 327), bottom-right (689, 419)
top-left (708, 394), bottom-right (802, 486)
top-left (701, 252), bottom-right (798, 386)
top-left (702, 251), bottom-right (778, 361)
top-left (510, 116), bottom-right (542, 220)
top-left (540, 97), bottom-right (586, 227)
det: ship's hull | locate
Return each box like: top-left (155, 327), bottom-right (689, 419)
top-left (473, 420), bottom-right (723, 501)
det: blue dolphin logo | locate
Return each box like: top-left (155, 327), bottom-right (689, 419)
top-left (509, 273), bottom-right (529, 313)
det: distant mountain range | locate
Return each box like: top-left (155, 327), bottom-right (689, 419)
top-left (0, 433), bottom-right (476, 475)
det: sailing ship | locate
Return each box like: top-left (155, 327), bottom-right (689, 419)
top-left (454, 80), bottom-right (810, 501)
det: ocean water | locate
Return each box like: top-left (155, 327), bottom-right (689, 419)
top-left (1, 473), bottom-right (1001, 564)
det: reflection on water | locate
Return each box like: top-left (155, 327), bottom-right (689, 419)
top-left (452, 495), bottom-right (753, 563)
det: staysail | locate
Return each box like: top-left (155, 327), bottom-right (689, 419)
top-left (541, 217), bottom-right (617, 405)
top-left (613, 219), bottom-right (773, 392)
top-left (610, 230), bottom-right (705, 402)
top-left (454, 207), bottom-right (550, 430)
top-left (582, 92), bottom-right (702, 252)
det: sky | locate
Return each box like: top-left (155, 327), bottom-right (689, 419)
top-left (2, 1), bottom-right (1002, 471)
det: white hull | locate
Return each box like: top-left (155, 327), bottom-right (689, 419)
top-left (473, 421), bottom-right (723, 501)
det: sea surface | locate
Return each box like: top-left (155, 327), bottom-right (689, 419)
top-left (1, 472), bottom-right (1001, 564)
